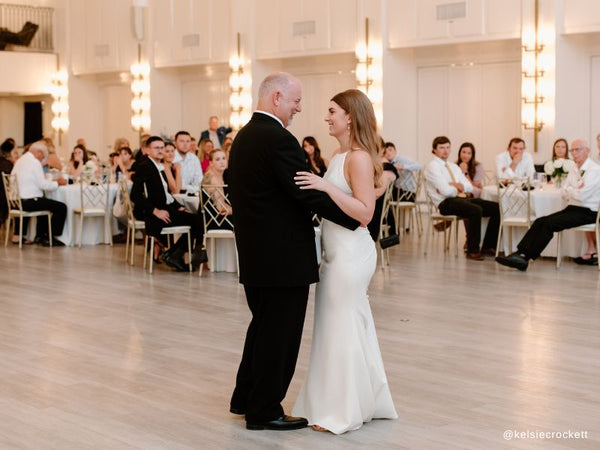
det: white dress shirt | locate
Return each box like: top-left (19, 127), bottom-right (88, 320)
top-left (425, 156), bottom-right (473, 207)
top-left (562, 157), bottom-right (600, 211)
top-left (149, 157), bottom-right (174, 205)
top-left (173, 151), bottom-right (202, 193)
top-left (495, 150), bottom-right (535, 180)
top-left (11, 152), bottom-right (58, 199)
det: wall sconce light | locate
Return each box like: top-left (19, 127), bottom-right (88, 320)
top-left (521, 0), bottom-right (545, 151)
top-left (50, 70), bottom-right (69, 140)
top-left (130, 52), bottom-right (151, 133)
top-left (229, 32), bottom-right (252, 131)
top-left (355, 18), bottom-right (383, 126)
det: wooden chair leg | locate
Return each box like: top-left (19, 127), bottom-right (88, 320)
top-left (48, 214), bottom-right (53, 247)
top-left (4, 216), bottom-right (11, 247)
top-left (556, 232), bottom-right (562, 269)
top-left (19, 214), bottom-right (23, 248)
top-left (496, 224), bottom-right (503, 257)
top-left (187, 231), bottom-right (192, 272)
top-left (148, 236), bottom-right (154, 273)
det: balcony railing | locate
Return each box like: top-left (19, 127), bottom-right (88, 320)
top-left (0, 3), bottom-right (53, 52)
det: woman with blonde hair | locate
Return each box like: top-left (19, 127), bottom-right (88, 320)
top-left (293, 89), bottom-right (397, 434)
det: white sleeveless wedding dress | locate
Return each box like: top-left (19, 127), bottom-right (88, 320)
top-left (293, 152), bottom-right (397, 434)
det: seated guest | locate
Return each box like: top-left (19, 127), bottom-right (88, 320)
top-left (383, 141), bottom-right (422, 201)
top-left (42, 137), bottom-right (63, 171)
top-left (0, 139), bottom-right (15, 225)
top-left (221, 136), bottom-right (233, 160)
top-left (201, 149), bottom-right (232, 227)
top-left (172, 130), bottom-right (202, 192)
top-left (425, 136), bottom-right (500, 260)
top-left (114, 146), bottom-right (134, 181)
top-left (113, 137), bottom-right (130, 153)
top-left (550, 138), bottom-right (569, 161)
top-left (133, 133), bottom-right (151, 164)
top-left (200, 115), bottom-right (232, 149)
top-left (495, 137), bottom-right (535, 181)
top-left (456, 142), bottom-right (485, 198)
top-left (302, 136), bottom-right (328, 177)
top-left (10, 141), bottom-right (67, 246)
top-left (496, 139), bottom-right (600, 271)
top-left (130, 136), bottom-right (206, 271)
top-left (162, 141), bottom-right (182, 194)
top-left (198, 138), bottom-right (214, 174)
top-left (67, 144), bottom-right (88, 179)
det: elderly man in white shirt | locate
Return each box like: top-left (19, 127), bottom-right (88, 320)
top-left (11, 140), bottom-right (67, 246)
top-left (496, 138), bottom-right (600, 271)
top-left (495, 137), bottom-right (535, 181)
top-left (425, 136), bottom-right (500, 260)
top-left (172, 130), bottom-right (202, 193)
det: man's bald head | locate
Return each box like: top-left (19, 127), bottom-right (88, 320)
top-left (256, 72), bottom-right (302, 128)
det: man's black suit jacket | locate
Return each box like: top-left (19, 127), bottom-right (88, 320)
top-left (228, 112), bottom-right (359, 287)
top-left (131, 159), bottom-right (177, 221)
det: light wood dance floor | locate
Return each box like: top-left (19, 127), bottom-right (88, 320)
top-left (0, 231), bottom-right (598, 449)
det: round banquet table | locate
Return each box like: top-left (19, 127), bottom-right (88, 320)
top-left (26, 183), bottom-right (119, 246)
top-left (481, 184), bottom-right (584, 257)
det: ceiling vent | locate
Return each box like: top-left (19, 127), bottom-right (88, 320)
top-left (436, 2), bottom-right (466, 21)
top-left (182, 33), bottom-right (200, 48)
top-left (293, 20), bottom-right (316, 37)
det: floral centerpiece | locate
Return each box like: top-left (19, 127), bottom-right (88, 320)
top-left (81, 160), bottom-right (98, 181)
top-left (543, 158), bottom-right (575, 187)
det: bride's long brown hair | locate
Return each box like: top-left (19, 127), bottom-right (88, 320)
top-left (330, 89), bottom-right (382, 187)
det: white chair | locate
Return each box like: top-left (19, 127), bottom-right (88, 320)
top-left (389, 169), bottom-right (423, 237)
top-left (423, 191), bottom-right (464, 257)
top-left (556, 204), bottom-right (600, 270)
top-left (118, 179), bottom-right (146, 265)
top-left (496, 178), bottom-right (535, 257)
top-left (2, 173), bottom-right (53, 248)
top-left (198, 184), bottom-right (238, 275)
top-left (146, 226), bottom-right (193, 274)
top-left (378, 181), bottom-right (396, 266)
top-left (73, 172), bottom-right (112, 248)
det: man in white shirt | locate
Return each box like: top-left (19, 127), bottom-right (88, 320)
top-left (496, 138), bottom-right (600, 271)
top-left (425, 136), bottom-right (500, 260)
top-left (10, 140), bottom-right (67, 246)
top-left (495, 137), bottom-right (535, 181)
top-left (172, 130), bottom-right (202, 193)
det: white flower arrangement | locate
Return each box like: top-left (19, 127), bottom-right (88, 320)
top-left (83, 160), bottom-right (97, 173)
top-left (543, 158), bottom-right (575, 178)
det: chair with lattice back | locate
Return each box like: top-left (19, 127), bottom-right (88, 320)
top-left (378, 180), bottom-right (396, 266)
top-left (423, 190), bottom-right (464, 257)
top-left (198, 184), bottom-right (237, 275)
top-left (496, 177), bottom-right (534, 257)
top-left (73, 171), bottom-right (113, 248)
top-left (118, 179), bottom-right (146, 265)
top-left (389, 169), bottom-right (423, 237)
top-left (2, 172), bottom-right (53, 248)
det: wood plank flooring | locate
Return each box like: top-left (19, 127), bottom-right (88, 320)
top-left (0, 229), bottom-right (598, 449)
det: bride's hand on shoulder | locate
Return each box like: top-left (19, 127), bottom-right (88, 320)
top-left (295, 171), bottom-right (330, 192)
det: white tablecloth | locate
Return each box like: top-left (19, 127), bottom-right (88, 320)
top-left (481, 185), bottom-right (584, 257)
top-left (28, 183), bottom-right (119, 246)
top-left (173, 193), bottom-right (237, 273)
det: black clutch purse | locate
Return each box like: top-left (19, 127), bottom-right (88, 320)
top-left (379, 234), bottom-right (400, 249)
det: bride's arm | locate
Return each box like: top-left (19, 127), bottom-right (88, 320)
top-left (295, 151), bottom-right (375, 226)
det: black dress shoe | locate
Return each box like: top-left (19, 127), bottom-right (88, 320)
top-left (162, 249), bottom-right (188, 272)
top-left (229, 406), bottom-right (245, 415)
top-left (34, 236), bottom-right (50, 247)
top-left (246, 415), bottom-right (308, 431)
top-left (495, 252), bottom-right (529, 271)
top-left (52, 239), bottom-right (65, 247)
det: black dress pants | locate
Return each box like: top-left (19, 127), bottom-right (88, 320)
top-left (231, 284), bottom-right (310, 423)
top-left (21, 197), bottom-right (66, 239)
top-left (438, 197), bottom-right (500, 253)
top-left (144, 203), bottom-right (203, 250)
top-left (517, 205), bottom-right (597, 259)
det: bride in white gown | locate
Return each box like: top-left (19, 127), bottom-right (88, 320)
top-left (293, 89), bottom-right (397, 434)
